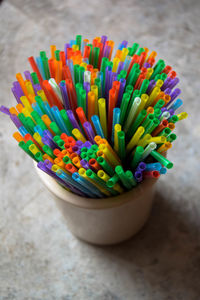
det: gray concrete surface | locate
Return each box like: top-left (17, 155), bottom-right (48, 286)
top-left (0, 0), bottom-right (200, 299)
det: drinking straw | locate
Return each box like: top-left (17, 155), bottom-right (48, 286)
top-left (143, 170), bottom-right (160, 179)
top-left (141, 142), bottom-right (157, 160)
top-left (115, 166), bottom-right (133, 189)
top-left (145, 162), bottom-right (162, 171)
top-left (137, 162), bottom-right (146, 172)
top-left (126, 126), bottom-right (144, 153)
top-left (117, 131), bottom-right (125, 161)
top-left (150, 150), bottom-right (173, 169)
top-left (124, 97), bottom-right (141, 132)
top-left (1, 36), bottom-right (188, 199)
top-left (114, 124), bottom-right (121, 152)
top-left (111, 108), bottom-right (121, 143)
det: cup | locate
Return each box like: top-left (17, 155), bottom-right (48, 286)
top-left (34, 162), bottom-right (158, 245)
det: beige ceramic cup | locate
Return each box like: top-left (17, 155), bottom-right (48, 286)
top-left (35, 162), bottom-right (158, 245)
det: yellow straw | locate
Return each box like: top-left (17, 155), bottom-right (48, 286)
top-left (112, 57), bottom-right (120, 72)
top-left (137, 134), bottom-right (152, 148)
top-left (98, 98), bottom-right (107, 138)
top-left (20, 96), bottom-right (33, 113)
top-left (37, 90), bottom-right (47, 102)
top-left (146, 87), bottom-right (160, 107)
top-left (91, 85), bottom-right (98, 115)
top-left (114, 124), bottom-right (121, 152)
top-left (33, 132), bottom-right (44, 148)
top-left (121, 48), bottom-right (129, 62)
top-left (126, 126), bottom-right (145, 153)
top-left (177, 112), bottom-right (188, 121)
top-left (72, 128), bottom-right (86, 143)
top-left (150, 136), bottom-right (166, 144)
top-left (146, 68), bottom-right (153, 80)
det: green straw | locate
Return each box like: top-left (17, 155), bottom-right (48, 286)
top-left (94, 78), bottom-right (102, 98)
top-left (125, 170), bottom-right (137, 187)
top-left (136, 47), bottom-right (145, 56)
top-left (60, 110), bottom-right (73, 134)
top-left (150, 150), bottom-right (173, 169)
top-left (141, 113), bottom-right (154, 129)
top-left (63, 156), bottom-right (72, 164)
top-left (107, 174), bottom-right (119, 188)
top-left (76, 34), bottom-right (82, 50)
top-left (43, 145), bottom-right (55, 159)
top-left (131, 42), bottom-right (139, 55)
top-left (167, 133), bottom-right (177, 143)
top-left (31, 72), bottom-right (39, 84)
top-left (115, 166), bottom-right (132, 189)
top-left (50, 122), bottom-right (62, 136)
top-left (18, 141), bottom-right (36, 160)
top-left (80, 89), bottom-right (86, 114)
top-left (35, 96), bottom-right (46, 114)
top-left (117, 131), bottom-right (125, 161)
top-left (37, 119), bottom-right (47, 131)
top-left (86, 169), bottom-right (117, 195)
top-left (91, 144), bottom-right (99, 152)
top-left (31, 110), bottom-right (41, 123)
top-left (120, 93), bottom-right (130, 126)
top-left (127, 110), bottom-right (147, 139)
top-left (144, 118), bottom-right (160, 135)
top-left (139, 79), bottom-right (149, 95)
top-left (79, 66), bottom-right (85, 85)
top-left (54, 50), bottom-right (60, 61)
top-left (168, 115), bottom-right (179, 123)
top-left (74, 65), bottom-right (80, 84)
top-left (158, 127), bottom-right (171, 137)
top-left (125, 85), bottom-right (133, 96)
top-left (97, 156), bottom-right (114, 176)
top-left (154, 99), bottom-right (165, 109)
top-left (93, 47), bottom-right (100, 68)
top-left (131, 146), bottom-right (144, 169)
top-left (35, 152), bottom-right (43, 162)
top-left (153, 108), bottom-right (161, 119)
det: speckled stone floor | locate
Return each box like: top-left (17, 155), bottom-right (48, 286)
top-left (0, 0), bottom-right (200, 299)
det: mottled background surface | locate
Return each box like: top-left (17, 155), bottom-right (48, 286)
top-left (0, 0), bottom-right (200, 299)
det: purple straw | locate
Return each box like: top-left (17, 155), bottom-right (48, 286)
top-left (67, 110), bottom-right (82, 132)
top-left (168, 77), bottom-right (180, 90)
top-left (164, 88), bottom-right (171, 95)
top-left (135, 171), bottom-right (143, 183)
top-left (146, 80), bottom-right (156, 95)
top-left (143, 62), bottom-right (151, 69)
top-left (0, 105), bottom-right (10, 115)
top-left (166, 88), bottom-right (181, 107)
top-left (10, 114), bottom-right (22, 128)
top-left (72, 145), bottom-right (81, 155)
top-left (116, 78), bottom-right (126, 107)
top-left (24, 70), bottom-right (34, 85)
top-left (137, 162), bottom-right (146, 172)
top-left (76, 140), bottom-right (84, 148)
top-left (80, 159), bottom-right (90, 169)
top-left (116, 61), bottom-right (124, 74)
top-left (83, 122), bottom-right (95, 144)
top-left (11, 87), bottom-right (21, 103)
top-left (83, 141), bottom-right (92, 148)
top-left (59, 81), bottom-right (70, 110)
top-left (161, 77), bottom-right (172, 91)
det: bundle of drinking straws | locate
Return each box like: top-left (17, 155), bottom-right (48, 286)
top-left (0, 35), bottom-right (188, 198)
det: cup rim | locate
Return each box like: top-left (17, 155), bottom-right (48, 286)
top-left (34, 162), bottom-right (158, 210)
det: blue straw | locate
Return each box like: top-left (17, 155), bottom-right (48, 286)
top-left (34, 125), bottom-right (44, 137)
top-left (160, 167), bottom-right (167, 174)
top-left (51, 106), bottom-right (70, 135)
top-left (91, 115), bottom-right (105, 138)
top-left (32, 103), bottom-right (43, 117)
top-left (44, 101), bottom-right (55, 122)
top-left (145, 162), bottom-right (162, 172)
top-left (36, 57), bottom-right (45, 80)
top-left (57, 170), bottom-right (93, 198)
top-left (169, 98), bottom-right (183, 112)
top-left (72, 173), bottom-right (103, 198)
top-left (111, 108), bottom-right (121, 144)
top-left (18, 126), bottom-right (28, 137)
